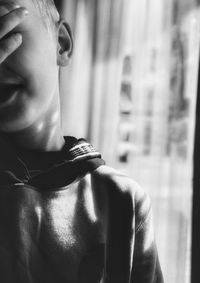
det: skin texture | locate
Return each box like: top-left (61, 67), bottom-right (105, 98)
top-left (0, 0), bottom-right (72, 151)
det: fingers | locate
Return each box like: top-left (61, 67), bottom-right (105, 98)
top-left (0, 6), bottom-right (28, 64)
top-left (0, 33), bottom-right (22, 64)
top-left (0, 4), bottom-right (18, 17)
top-left (0, 7), bottom-right (29, 39)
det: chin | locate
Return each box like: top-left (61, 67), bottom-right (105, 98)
top-left (0, 107), bottom-right (39, 133)
top-left (0, 119), bottom-right (33, 133)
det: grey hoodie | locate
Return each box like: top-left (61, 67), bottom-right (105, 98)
top-left (0, 136), bottom-right (163, 283)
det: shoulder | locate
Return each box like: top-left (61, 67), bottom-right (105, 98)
top-left (90, 165), bottom-right (151, 228)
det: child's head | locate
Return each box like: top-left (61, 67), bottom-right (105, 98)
top-left (0, 0), bottom-right (73, 133)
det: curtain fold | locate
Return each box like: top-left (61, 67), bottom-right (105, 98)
top-left (60, 0), bottom-right (126, 158)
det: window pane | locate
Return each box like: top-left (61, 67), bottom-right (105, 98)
top-left (116, 3), bottom-right (199, 283)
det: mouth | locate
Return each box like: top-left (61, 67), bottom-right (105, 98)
top-left (0, 84), bottom-right (21, 106)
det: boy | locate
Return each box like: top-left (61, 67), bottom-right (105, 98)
top-left (0, 0), bottom-right (163, 282)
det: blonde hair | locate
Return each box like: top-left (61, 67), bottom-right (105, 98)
top-left (32, 0), bottom-right (60, 30)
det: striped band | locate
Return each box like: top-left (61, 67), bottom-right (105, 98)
top-left (67, 142), bottom-right (101, 161)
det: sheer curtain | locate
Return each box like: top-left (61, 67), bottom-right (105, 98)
top-left (60, 0), bottom-right (126, 155)
top-left (59, 1), bottom-right (200, 282)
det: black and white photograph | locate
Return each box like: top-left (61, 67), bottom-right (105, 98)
top-left (0, 0), bottom-right (199, 282)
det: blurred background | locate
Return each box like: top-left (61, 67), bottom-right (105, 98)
top-left (56, 0), bottom-right (200, 282)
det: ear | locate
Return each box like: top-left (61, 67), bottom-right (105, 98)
top-left (57, 20), bottom-right (73, 66)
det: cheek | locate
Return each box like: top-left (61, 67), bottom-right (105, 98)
top-left (8, 30), bottom-right (58, 82)
top-left (10, 37), bottom-right (58, 103)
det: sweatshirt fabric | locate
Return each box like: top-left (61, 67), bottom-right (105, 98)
top-left (0, 136), bottom-right (164, 283)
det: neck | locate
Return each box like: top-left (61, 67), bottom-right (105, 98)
top-left (4, 94), bottom-right (65, 152)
